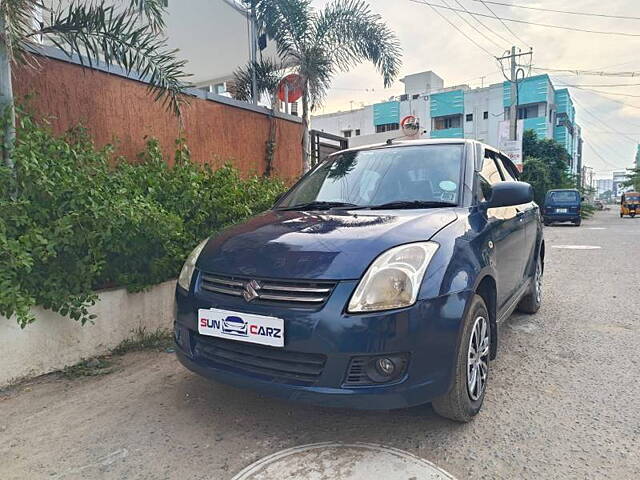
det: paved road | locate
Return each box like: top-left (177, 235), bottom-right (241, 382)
top-left (1, 210), bottom-right (639, 479)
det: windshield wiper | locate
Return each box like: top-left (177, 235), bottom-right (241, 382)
top-left (366, 200), bottom-right (457, 210)
top-left (276, 201), bottom-right (360, 211)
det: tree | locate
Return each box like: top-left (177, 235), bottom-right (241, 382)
top-left (622, 166), bottom-right (640, 192)
top-left (247, 0), bottom-right (401, 172)
top-left (229, 57), bottom-right (283, 176)
top-left (0, 0), bottom-right (190, 172)
top-left (520, 157), bottom-right (551, 205)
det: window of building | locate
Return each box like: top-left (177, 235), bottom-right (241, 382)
top-left (483, 111), bottom-right (489, 120)
top-left (517, 104), bottom-right (539, 119)
top-left (375, 123), bottom-right (400, 133)
top-left (412, 94), bottom-right (420, 100)
top-left (355, 129), bottom-right (361, 136)
top-left (466, 113), bottom-right (473, 122)
top-left (343, 130), bottom-right (352, 138)
top-left (433, 115), bottom-right (461, 130)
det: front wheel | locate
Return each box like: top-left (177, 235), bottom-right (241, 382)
top-left (620, 213), bottom-right (624, 218)
top-left (432, 295), bottom-right (490, 422)
top-left (631, 213), bottom-right (636, 218)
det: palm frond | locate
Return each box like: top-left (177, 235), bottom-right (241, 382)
top-left (228, 57), bottom-right (284, 103)
top-left (253, 0), bottom-right (312, 59)
top-left (1, 0), bottom-right (44, 60)
top-left (314, 0), bottom-right (401, 87)
top-left (28, 1), bottom-right (190, 117)
top-left (293, 46), bottom-right (333, 109)
top-left (127, 0), bottom-right (165, 32)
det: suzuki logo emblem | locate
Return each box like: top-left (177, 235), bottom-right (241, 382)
top-left (243, 280), bottom-right (261, 302)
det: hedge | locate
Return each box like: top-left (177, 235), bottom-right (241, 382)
top-left (0, 114), bottom-right (286, 327)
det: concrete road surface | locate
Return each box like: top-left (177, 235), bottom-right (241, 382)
top-left (1, 210), bottom-right (639, 479)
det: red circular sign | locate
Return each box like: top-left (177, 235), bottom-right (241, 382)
top-left (278, 74), bottom-right (304, 103)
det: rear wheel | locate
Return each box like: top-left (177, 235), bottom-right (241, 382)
top-left (620, 213), bottom-right (624, 218)
top-left (517, 254), bottom-right (542, 314)
top-left (631, 213), bottom-right (636, 218)
top-left (544, 220), bottom-right (551, 226)
top-left (432, 295), bottom-right (490, 423)
top-left (573, 218), bottom-right (582, 226)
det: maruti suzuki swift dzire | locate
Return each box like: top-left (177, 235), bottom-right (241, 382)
top-left (174, 139), bottom-right (544, 422)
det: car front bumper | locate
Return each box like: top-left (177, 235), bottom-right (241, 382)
top-left (174, 282), bottom-right (473, 410)
top-left (544, 212), bottom-right (580, 222)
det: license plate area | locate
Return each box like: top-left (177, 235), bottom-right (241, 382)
top-left (198, 308), bottom-right (284, 347)
top-left (556, 208), bottom-right (568, 213)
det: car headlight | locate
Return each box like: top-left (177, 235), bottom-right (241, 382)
top-left (348, 242), bottom-right (439, 313)
top-left (177, 238), bottom-right (210, 290)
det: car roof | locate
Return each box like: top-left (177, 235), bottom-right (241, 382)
top-left (333, 138), bottom-right (472, 155)
top-left (547, 189), bottom-right (579, 192)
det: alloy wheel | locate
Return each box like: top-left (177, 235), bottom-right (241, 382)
top-left (535, 260), bottom-right (543, 305)
top-left (467, 316), bottom-right (490, 401)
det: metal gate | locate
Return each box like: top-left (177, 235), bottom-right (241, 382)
top-left (310, 130), bottom-right (349, 166)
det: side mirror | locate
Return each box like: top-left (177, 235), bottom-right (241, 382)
top-left (484, 181), bottom-right (533, 208)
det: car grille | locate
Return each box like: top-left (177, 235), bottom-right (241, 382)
top-left (193, 334), bottom-right (326, 385)
top-left (199, 272), bottom-right (336, 306)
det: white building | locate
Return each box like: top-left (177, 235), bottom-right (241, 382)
top-left (312, 70), bottom-right (583, 173)
top-left (42, 0), bottom-right (279, 96)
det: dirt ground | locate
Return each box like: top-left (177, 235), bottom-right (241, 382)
top-left (1, 211), bottom-right (639, 480)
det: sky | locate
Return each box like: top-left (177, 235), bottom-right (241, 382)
top-left (310, 0), bottom-right (640, 178)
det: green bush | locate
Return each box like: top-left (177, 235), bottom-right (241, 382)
top-left (0, 114), bottom-right (286, 328)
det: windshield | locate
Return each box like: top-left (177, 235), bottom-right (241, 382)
top-left (547, 191), bottom-right (579, 203)
top-left (624, 196), bottom-right (640, 203)
top-left (276, 145), bottom-right (463, 209)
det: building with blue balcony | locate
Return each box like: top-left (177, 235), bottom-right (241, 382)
top-left (312, 71), bottom-right (582, 173)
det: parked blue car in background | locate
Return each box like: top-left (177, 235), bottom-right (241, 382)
top-left (174, 139), bottom-right (544, 422)
top-left (543, 189), bottom-right (582, 226)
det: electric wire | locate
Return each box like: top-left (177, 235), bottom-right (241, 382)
top-left (476, 0), bottom-right (529, 49)
top-left (410, 1), bottom-right (640, 38)
top-left (451, 0), bottom-right (512, 48)
top-left (470, 0), bottom-right (640, 21)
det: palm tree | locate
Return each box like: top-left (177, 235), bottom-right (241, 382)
top-left (0, 0), bottom-right (190, 172)
top-left (247, 0), bottom-right (401, 172)
top-left (229, 57), bottom-right (283, 176)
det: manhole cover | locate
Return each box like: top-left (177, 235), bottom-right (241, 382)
top-left (551, 245), bottom-right (601, 250)
top-left (231, 442), bottom-right (456, 480)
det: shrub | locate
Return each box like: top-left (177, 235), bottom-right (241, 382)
top-left (0, 114), bottom-right (286, 327)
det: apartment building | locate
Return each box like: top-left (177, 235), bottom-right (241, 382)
top-left (312, 71), bottom-right (583, 173)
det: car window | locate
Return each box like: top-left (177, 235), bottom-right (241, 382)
top-left (547, 191), bottom-right (579, 203)
top-left (477, 156), bottom-right (503, 202)
top-left (494, 156), bottom-right (516, 182)
top-left (277, 145), bottom-right (464, 208)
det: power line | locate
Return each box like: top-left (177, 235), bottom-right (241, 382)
top-left (440, 0), bottom-right (506, 50)
top-left (557, 82), bottom-right (640, 88)
top-left (471, 0), bottom-right (640, 21)
top-left (415, 0), bottom-right (497, 59)
top-left (570, 94), bottom-right (640, 143)
top-left (451, 0), bottom-right (512, 48)
top-left (476, 0), bottom-right (529, 49)
top-left (585, 142), bottom-right (630, 170)
top-left (532, 66), bottom-right (640, 78)
top-left (410, 1), bottom-right (640, 38)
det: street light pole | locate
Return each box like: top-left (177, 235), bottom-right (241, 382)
top-left (249, 1), bottom-right (258, 105)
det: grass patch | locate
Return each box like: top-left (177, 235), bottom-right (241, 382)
top-left (111, 328), bottom-right (174, 356)
top-left (59, 328), bottom-right (174, 380)
top-left (61, 357), bottom-right (114, 379)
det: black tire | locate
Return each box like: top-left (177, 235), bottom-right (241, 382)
top-left (517, 254), bottom-right (542, 314)
top-left (432, 295), bottom-right (490, 423)
top-left (573, 218), bottom-right (582, 226)
top-left (631, 213), bottom-right (636, 218)
top-left (544, 220), bottom-right (551, 226)
top-left (620, 213), bottom-right (624, 218)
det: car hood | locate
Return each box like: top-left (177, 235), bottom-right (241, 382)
top-left (196, 209), bottom-right (458, 280)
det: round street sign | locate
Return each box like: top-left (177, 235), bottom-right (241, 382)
top-left (278, 74), bottom-right (304, 103)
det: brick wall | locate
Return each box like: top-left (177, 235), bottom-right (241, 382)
top-left (13, 52), bottom-right (303, 179)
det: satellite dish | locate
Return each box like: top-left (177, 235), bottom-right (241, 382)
top-left (400, 115), bottom-right (420, 137)
top-left (278, 74), bottom-right (304, 103)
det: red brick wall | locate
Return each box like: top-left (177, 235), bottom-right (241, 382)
top-left (13, 55), bottom-right (303, 179)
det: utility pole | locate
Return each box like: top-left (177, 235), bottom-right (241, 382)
top-left (0, 10), bottom-right (16, 173)
top-left (497, 47), bottom-right (533, 141)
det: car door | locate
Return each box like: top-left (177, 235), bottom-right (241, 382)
top-left (494, 154), bottom-right (537, 282)
top-left (478, 152), bottom-right (526, 311)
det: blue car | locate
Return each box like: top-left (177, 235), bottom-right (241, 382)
top-left (174, 139), bottom-right (544, 422)
top-left (543, 189), bottom-right (582, 226)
